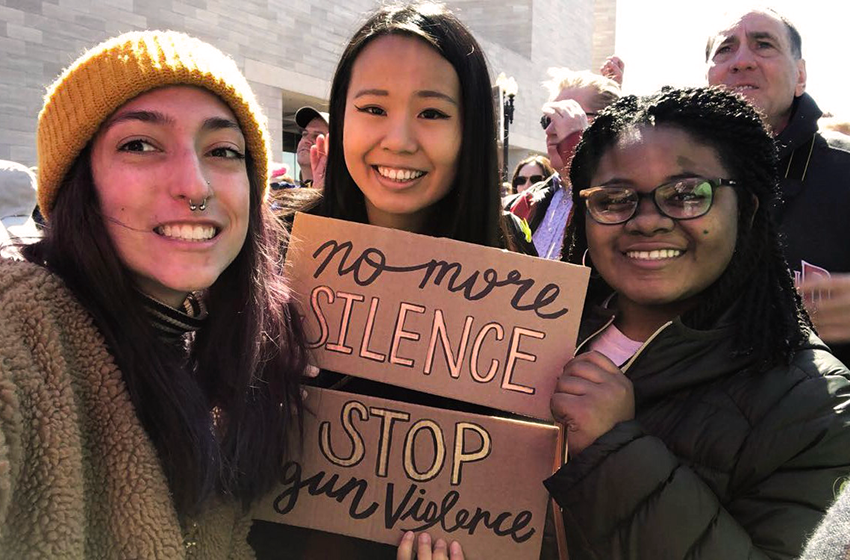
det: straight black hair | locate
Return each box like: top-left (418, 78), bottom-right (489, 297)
top-left (318, 2), bottom-right (504, 247)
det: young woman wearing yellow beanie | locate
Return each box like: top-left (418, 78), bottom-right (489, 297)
top-left (0, 30), bottom-right (309, 558)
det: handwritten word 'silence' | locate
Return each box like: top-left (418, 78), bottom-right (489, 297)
top-left (311, 240), bottom-right (568, 320)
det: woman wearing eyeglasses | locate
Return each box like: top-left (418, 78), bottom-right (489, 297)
top-left (545, 87), bottom-right (850, 559)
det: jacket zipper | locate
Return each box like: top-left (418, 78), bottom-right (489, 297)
top-left (573, 315), bottom-right (615, 356)
top-left (621, 320), bottom-right (674, 373)
top-left (574, 316), bottom-right (674, 373)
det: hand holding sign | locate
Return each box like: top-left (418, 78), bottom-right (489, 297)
top-left (256, 387), bottom-right (558, 558)
top-left (265, 215), bottom-right (583, 558)
top-left (550, 351), bottom-right (635, 455)
top-left (800, 272), bottom-right (850, 343)
top-left (397, 531), bottom-right (464, 560)
top-left (288, 214), bottom-right (588, 420)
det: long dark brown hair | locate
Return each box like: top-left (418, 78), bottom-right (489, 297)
top-left (24, 145), bottom-right (308, 515)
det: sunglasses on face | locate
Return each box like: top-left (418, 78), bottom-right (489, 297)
top-left (514, 175), bottom-right (545, 187)
top-left (540, 112), bottom-right (599, 130)
top-left (579, 178), bottom-right (739, 225)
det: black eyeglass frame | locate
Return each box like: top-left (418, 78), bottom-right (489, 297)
top-left (579, 178), bottom-right (739, 225)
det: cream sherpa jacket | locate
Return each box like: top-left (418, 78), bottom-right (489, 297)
top-left (0, 258), bottom-right (254, 559)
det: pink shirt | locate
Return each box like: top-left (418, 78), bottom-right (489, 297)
top-left (588, 323), bottom-right (643, 367)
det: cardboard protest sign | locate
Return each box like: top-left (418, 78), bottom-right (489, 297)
top-left (286, 213), bottom-right (590, 420)
top-left (254, 387), bottom-right (561, 560)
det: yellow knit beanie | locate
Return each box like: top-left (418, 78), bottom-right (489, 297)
top-left (36, 30), bottom-right (271, 219)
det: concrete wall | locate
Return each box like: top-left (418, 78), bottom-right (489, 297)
top-left (591, 0), bottom-right (617, 72)
top-left (0, 0), bottom-right (608, 175)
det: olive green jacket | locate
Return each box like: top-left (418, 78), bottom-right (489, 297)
top-left (546, 307), bottom-right (850, 560)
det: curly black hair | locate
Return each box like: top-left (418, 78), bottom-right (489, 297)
top-left (562, 86), bottom-right (811, 370)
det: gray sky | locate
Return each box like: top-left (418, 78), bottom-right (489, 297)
top-left (616, 0), bottom-right (849, 118)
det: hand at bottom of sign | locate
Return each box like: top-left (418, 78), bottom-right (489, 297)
top-left (397, 531), bottom-right (464, 560)
top-left (550, 351), bottom-right (635, 456)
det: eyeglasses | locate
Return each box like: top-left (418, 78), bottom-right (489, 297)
top-left (579, 178), bottom-right (739, 225)
top-left (514, 175), bottom-right (545, 187)
top-left (540, 112), bottom-right (598, 130)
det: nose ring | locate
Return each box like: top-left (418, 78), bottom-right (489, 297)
top-left (189, 197), bottom-right (208, 211)
top-left (189, 180), bottom-right (212, 211)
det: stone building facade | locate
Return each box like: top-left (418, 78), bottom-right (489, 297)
top-left (0, 0), bottom-right (615, 178)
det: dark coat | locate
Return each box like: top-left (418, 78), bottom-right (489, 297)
top-left (774, 93), bottom-right (850, 365)
top-left (544, 305), bottom-right (850, 560)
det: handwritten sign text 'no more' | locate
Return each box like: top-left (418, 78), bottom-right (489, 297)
top-left (254, 388), bottom-right (560, 560)
top-left (286, 214), bottom-right (590, 420)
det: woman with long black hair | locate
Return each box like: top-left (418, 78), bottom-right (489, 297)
top-left (253, 3), bottom-right (517, 558)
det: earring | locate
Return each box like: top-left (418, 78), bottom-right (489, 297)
top-left (581, 248), bottom-right (600, 279)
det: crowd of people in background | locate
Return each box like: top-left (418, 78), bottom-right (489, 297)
top-left (1, 2), bottom-right (849, 559)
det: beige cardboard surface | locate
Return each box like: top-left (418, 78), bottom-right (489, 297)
top-left (287, 213), bottom-right (590, 420)
top-left (254, 387), bottom-right (560, 560)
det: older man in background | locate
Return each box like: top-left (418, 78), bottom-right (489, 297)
top-left (706, 7), bottom-right (850, 365)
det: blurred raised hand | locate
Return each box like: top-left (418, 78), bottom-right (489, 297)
top-left (309, 133), bottom-right (328, 191)
top-left (600, 55), bottom-right (625, 86)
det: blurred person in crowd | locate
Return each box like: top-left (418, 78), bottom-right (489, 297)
top-left (269, 163), bottom-right (298, 190)
top-left (267, 164), bottom-right (298, 214)
top-left (0, 30), bottom-right (311, 558)
top-left (505, 68), bottom-right (620, 259)
top-left (706, 7), bottom-right (850, 366)
top-left (548, 86), bottom-right (850, 559)
top-left (509, 154), bottom-right (556, 195)
top-left (294, 105), bottom-right (329, 188)
top-left (0, 160), bottom-right (41, 253)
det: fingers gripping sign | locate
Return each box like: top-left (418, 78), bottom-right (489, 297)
top-left (397, 531), bottom-right (465, 560)
top-left (549, 351), bottom-right (635, 456)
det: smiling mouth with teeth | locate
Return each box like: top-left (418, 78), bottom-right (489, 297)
top-left (154, 223), bottom-right (218, 242)
top-left (375, 165), bottom-right (426, 182)
top-left (626, 249), bottom-right (683, 260)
